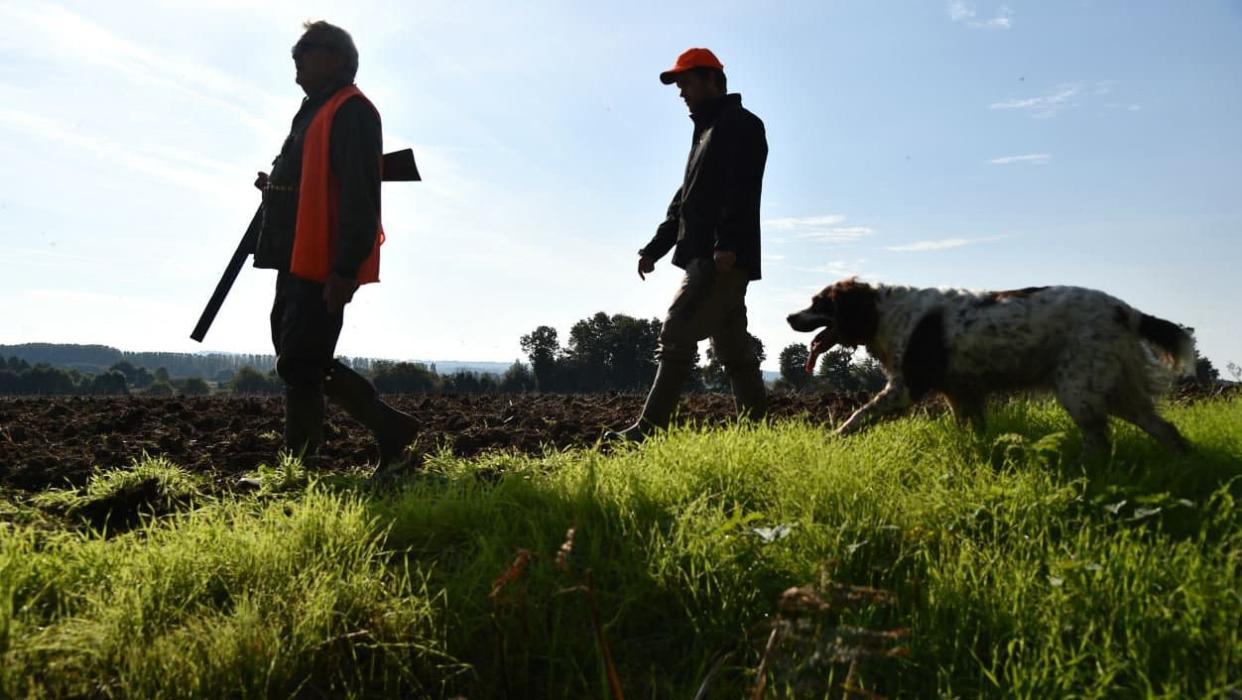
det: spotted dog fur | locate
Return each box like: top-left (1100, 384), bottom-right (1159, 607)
top-left (787, 279), bottom-right (1196, 457)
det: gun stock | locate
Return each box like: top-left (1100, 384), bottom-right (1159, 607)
top-left (190, 149), bottom-right (421, 342)
top-left (381, 148), bottom-right (421, 181)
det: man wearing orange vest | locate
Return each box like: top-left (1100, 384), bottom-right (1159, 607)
top-left (252, 21), bottom-right (416, 469)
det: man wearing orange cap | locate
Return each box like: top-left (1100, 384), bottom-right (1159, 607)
top-left (610, 48), bottom-right (769, 442)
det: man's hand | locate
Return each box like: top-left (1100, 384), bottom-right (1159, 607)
top-left (254, 171), bottom-right (269, 191)
top-left (637, 255), bottom-right (656, 280)
top-left (714, 250), bottom-right (736, 273)
top-left (324, 272), bottom-right (359, 316)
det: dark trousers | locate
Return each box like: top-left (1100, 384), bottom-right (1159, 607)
top-left (270, 271), bottom-right (343, 390)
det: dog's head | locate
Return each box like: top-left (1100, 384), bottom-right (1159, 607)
top-left (786, 278), bottom-right (880, 372)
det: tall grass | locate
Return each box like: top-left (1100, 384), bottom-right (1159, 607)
top-left (1, 397), bottom-right (1239, 697)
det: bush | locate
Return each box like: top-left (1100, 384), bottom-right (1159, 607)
top-left (230, 366), bottom-right (282, 395)
top-left (146, 381), bottom-right (174, 397)
top-left (181, 377), bottom-right (210, 396)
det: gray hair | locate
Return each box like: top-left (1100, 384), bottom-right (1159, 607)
top-left (299, 20), bottom-right (359, 81)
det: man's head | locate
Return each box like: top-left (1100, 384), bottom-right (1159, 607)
top-left (660, 48), bottom-right (727, 113)
top-left (292, 21), bottom-right (358, 96)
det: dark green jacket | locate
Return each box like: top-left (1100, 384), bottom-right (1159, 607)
top-left (253, 80), bottom-right (382, 280)
top-left (639, 93), bottom-right (767, 281)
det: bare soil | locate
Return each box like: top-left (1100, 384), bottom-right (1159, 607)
top-left (0, 392), bottom-right (875, 492)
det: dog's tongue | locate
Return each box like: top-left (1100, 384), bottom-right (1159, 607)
top-left (804, 329), bottom-right (837, 373)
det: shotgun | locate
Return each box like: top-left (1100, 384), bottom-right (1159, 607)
top-left (190, 148), bottom-right (420, 342)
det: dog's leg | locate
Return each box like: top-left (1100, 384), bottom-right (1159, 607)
top-left (836, 381), bottom-right (911, 435)
top-left (1117, 406), bottom-right (1191, 454)
top-left (1055, 379), bottom-right (1111, 461)
top-left (945, 391), bottom-right (987, 433)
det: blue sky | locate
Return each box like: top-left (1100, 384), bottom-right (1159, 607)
top-left (1, 1), bottom-right (1239, 373)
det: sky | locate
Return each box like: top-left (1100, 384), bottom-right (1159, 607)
top-left (1, 0), bottom-right (1240, 373)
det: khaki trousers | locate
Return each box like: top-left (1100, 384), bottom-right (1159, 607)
top-left (659, 258), bottom-right (758, 371)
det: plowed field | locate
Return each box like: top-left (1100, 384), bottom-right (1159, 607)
top-left (0, 392), bottom-right (876, 491)
top-left (4, 386), bottom-right (1233, 492)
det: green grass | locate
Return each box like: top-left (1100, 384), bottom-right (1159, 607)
top-left (1, 397), bottom-right (1240, 698)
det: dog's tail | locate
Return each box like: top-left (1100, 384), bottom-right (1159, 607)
top-left (1137, 312), bottom-right (1196, 378)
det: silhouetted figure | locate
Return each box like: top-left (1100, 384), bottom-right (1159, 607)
top-left (609, 48), bottom-right (769, 442)
top-left (252, 21), bottom-right (416, 471)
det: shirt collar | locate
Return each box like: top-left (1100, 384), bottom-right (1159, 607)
top-left (691, 93), bottom-right (741, 125)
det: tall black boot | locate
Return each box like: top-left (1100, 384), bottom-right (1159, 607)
top-left (727, 363), bottom-right (768, 422)
top-left (324, 362), bottom-right (418, 467)
top-left (284, 384), bottom-right (325, 463)
top-left (607, 359), bottom-right (693, 443)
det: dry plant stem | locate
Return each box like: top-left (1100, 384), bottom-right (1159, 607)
top-left (579, 571), bottom-right (625, 700)
top-left (750, 622), bottom-right (784, 700)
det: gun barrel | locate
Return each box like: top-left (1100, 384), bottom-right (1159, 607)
top-left (190, 206), bottom-right (262, 342)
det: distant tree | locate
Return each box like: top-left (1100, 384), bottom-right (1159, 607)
top-left (372, 361), bottom-right (437, 394)
top-left (478, 373), bottom-right (499, 394)
top-left (147, 380), bottom-right (174, 397)
top-left (108, 361), bottom-right (138, 381)
top-left (702, 334), bottom-right (766, 392)
top-left (520, 325), bottom-right (563, 391)
top-left (1194, 353), bottom-right (1220, 385)
top-left (851, 354), bottom-right (888, 392)
top-left (131, 367), bottom-right (155, 389)
top-left (88, 370), bottom-right (128, 396)
top-left (154, 367), bottom-right (171, 384)
top-left (562, 313), bottom-right (662, 392)
top-left (500, 361), bottom-right (536, 393)
top-left (778, 343), bottom-right (813, 392)
top-left (5, 356), bottom-right (31, 372)
top-left (230, 366), bottom-right (282, 395)
top-left (0, 369), bottom-right (20, 394)
top-left (815, 347), bottom-right (856, 391)
top-left (442, 371), bottom-right (481, 394)
top-left (607, 315), bottom-right (662, 391)
top-left (21, 365), bottom-right (77, 395)
top-left (182, 377), bottom-right (210, 396)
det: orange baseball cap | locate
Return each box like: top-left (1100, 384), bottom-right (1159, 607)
top-left (659, 47), bottom-right (724, 84)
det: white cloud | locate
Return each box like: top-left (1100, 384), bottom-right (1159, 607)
top-left (795, 226), bottom-right (875, 242)
top-left (988, 153), bottom-right (1051, 165)
top-left (764, 215), bottom-right (874, 243)
top-left (886, 238), bottom-right (970, 252)
top-left (989, 83), bottom-right (1083, 118)
top-left (763, 214), bottom-right (847, 229)
top-left (1093, 80), bottom-right (1118, 96)
top-left (949, 1), bottom-right (1013, 29)
top-left (793, 259), bottom-right (868, 276)
top-left (0, 105), bottom-right (247, 199)
top-left (0, 2), bottom-right (284, 139)
top-left (885, 236), bottom-right (1006, 252)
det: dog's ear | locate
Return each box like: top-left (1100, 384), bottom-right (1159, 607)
top-left (830, 279), bottom-right (879, 346)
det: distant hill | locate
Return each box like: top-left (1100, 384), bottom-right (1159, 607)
top-left (0, 343), bottom-right (778, 383)
top-left (0, 344), bottom-right (516, 380)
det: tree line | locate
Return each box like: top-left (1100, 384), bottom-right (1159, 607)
top-left (0, 343), bottom-right (392, 382)
top-left (3, 314), bottom-right (1230, 397)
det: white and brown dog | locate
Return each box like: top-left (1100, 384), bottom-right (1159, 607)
top-left (787, 279), bottom-right (1196, 456)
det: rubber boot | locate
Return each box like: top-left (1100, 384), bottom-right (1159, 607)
top-left (323, 362), bottom-right (418, 468)
top-left (727, 364), bottom-right (768, 422)
top-left (606, 359), bottom-right (693, 443)
top-left (284, 384), bottom-right (325, 464)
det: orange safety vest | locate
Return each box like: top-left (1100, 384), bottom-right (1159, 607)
top-left (289, 85), bottom-right (384, 284)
